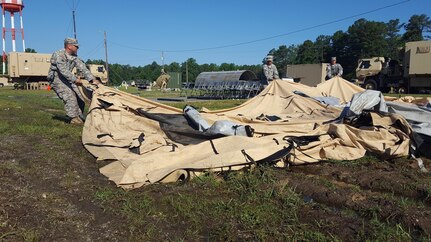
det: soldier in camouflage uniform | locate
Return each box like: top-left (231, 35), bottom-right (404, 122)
top-left (47, 38), bottom-right (99, 124)
top-left (262, 55), bottom-right (279, 86)
top-left (326, 57), bottom-right (343, 80)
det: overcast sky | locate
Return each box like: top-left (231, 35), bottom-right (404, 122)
top-left (10, 0), bottom-right (430, 66)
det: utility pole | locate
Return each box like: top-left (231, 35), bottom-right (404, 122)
top-left (72, 10), bottom-right (77, 39)
top-left (161, 51), bottom-right (164, 68)
top-left (104, 31), bottom-right (109, 83)
top-left (185, 60), bottom-right (188, 83)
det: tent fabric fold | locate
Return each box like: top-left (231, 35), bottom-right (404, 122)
top-left (81, 79), bottom-right (414, 189)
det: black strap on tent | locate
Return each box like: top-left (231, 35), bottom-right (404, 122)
top-left (282, 135), bottom-right (321, 147)
top-left (210, 139), bottom-right (219, 155)
top-left (282, 135), bottom-right (322, 162)
top-left (255, 146), bottom-right (293, 165)
top-left (241, 149), bottom-right (256, 165)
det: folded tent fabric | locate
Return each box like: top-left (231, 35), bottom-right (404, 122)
top-left (81, 80), bottom-right (412, 189)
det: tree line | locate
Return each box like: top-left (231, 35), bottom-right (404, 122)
top-left (269, 14), bottom-right (431, 80)
top-left (85, 58), bottom-right (263, 86)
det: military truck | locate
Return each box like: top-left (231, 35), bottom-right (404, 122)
top-left (356, 40), bottom-right (431, 93)
top-left (0, 75), bottom-right (8, 87)
top-left (5, 52), bottom-right (108, 89)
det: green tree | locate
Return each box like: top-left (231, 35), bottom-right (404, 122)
top-left (314, 35), bottom-right (332, 62)
top-left (219, 63), bottom-right (236, 71)
top-left (181, 58), bottom-right (199, 83)
top-left (296, 40), bottom-right (319, 64)
top-left (24, 48), bottom-right (37, 53)
top-left (270, 44), bottom-right (298, 77)
top-left (347, 18), bottom-right (388, 58)
top-left (402, 14), bottom-right (431, 42)
top-left (385, 19), bottom-right (403, 59)
top-left (167, 62), bottom-right (181, 73)
top-left (329, 30), bottom-right (350, 78)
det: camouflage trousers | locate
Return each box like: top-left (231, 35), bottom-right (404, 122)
top-left (50, 77), bottom-right (85, 118)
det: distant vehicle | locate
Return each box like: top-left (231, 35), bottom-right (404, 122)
top-left (182, 82), bottom-right (194, 89)
top-left (355, 40), bottom-right (431, 93)
top-left (0, 76), bottom-right (8, 87)
top-left (5, 52), bottom-right (108, 90)
top-left (136, 80), bottom-right (152, 90)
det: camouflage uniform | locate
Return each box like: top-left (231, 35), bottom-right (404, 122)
top-left (326, 63), bottom-right (343, 79)
top-left (262, 63), bottom-right (279, 84)
top-left (48, 49), bottom-right (94, 119)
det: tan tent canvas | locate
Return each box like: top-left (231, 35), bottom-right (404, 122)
top-left (266, 77), bottom-right (365, 104)
top-left (81, 79), bottom-right (411, 189)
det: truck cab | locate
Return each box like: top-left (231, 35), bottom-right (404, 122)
top-left (355, 57), bottom-right (405, 93)
top-left (84, 64), bottom-right (108, 84)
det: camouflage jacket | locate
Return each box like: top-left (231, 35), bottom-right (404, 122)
top-left (326, 63), bottom-right (343, 79)
top-left (47, 49), bottom-right (94, 83)
top-left (262, 63), bottom-right (279, 81)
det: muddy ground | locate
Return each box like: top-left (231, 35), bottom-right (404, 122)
top-left (1, 133), bottom-right (431, 241)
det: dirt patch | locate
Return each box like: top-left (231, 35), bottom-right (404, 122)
top-left (0, 135), bottom-right (129, 241)
top-left (286, 159), bottom-right (431, 238)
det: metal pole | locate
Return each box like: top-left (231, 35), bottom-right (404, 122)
top-left (19, 7), bottom-right (25, 51)
top-left (104, 31), bottom-right (109, 83)
top-left (161, 51), bottom-right (164, 68)
top-left (72, 10), bottom-right (76, 39)
top-left (186, 60), bottom-right (188, 83)
top-left (10, 12), bottom-right (15, 52)
top-left (2, 6), bottom-right (5, 74)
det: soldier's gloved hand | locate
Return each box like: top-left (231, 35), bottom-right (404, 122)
top-left (91, 79), bottom-right (101, 85)
top-left (75, 78), bottom-right (83, 85)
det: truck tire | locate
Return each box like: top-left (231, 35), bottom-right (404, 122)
top-left (364, 79), bottom-right (378, 90)
top-left (0, 83), bottom-right (4, 87)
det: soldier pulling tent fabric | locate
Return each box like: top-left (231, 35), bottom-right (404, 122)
top-left (80, 78), bottom-right (419, 189)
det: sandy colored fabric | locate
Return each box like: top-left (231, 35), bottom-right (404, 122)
top-left (385, 95), bottom-right (430, 106)
top-left (81, 80), bottom-right (411, 189)
top-left (316, 76), bottom-right (365, 104)
top-left (258, 77), bottom-right (364, 104)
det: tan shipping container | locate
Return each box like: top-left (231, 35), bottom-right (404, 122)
top-left (286, 63), bottom-right (328, 87)
top-left (8, 52), bottom-right (52, 78)
top-left (404, 40), bottom-right (431, 77)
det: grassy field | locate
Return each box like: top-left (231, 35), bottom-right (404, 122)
top-left (1, 87), bottom-right (431, 241)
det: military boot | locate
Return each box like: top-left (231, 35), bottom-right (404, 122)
top-left (70, 117), bottom-right (84, 125)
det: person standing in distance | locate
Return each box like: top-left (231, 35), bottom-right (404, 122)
top-left (47, 38), bottom-right (100, 124)
top-left (262, 55), bottom-right (279, 86)
top-left (326, 57), bottom-right (343, 80)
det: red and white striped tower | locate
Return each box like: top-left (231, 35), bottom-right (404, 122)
top-left (0, 0), bottom-right (25, 74)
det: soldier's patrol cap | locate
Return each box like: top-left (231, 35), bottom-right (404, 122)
top-left (64, 38), bottom-right (80, 47)
top-left (331, 57), bottom-right (337, 61)
top-left (266, 55), bottom-right (274, 61)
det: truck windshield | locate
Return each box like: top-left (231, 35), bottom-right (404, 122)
top-left (359, 61), bottom-right (371, 69)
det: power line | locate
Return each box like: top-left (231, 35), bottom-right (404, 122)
top-left (75, 0), bottom-right (81, 10)
top-left (64, 0), bottom-right (73, 10)
top-left (111, 0), bottom-right (411, 53)
top-left (110, 41), bottom-right (162, 52)
top-left (81, 40), bottom-right (104, 59)
top-left (64, 0), bottom-right (80, 11)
